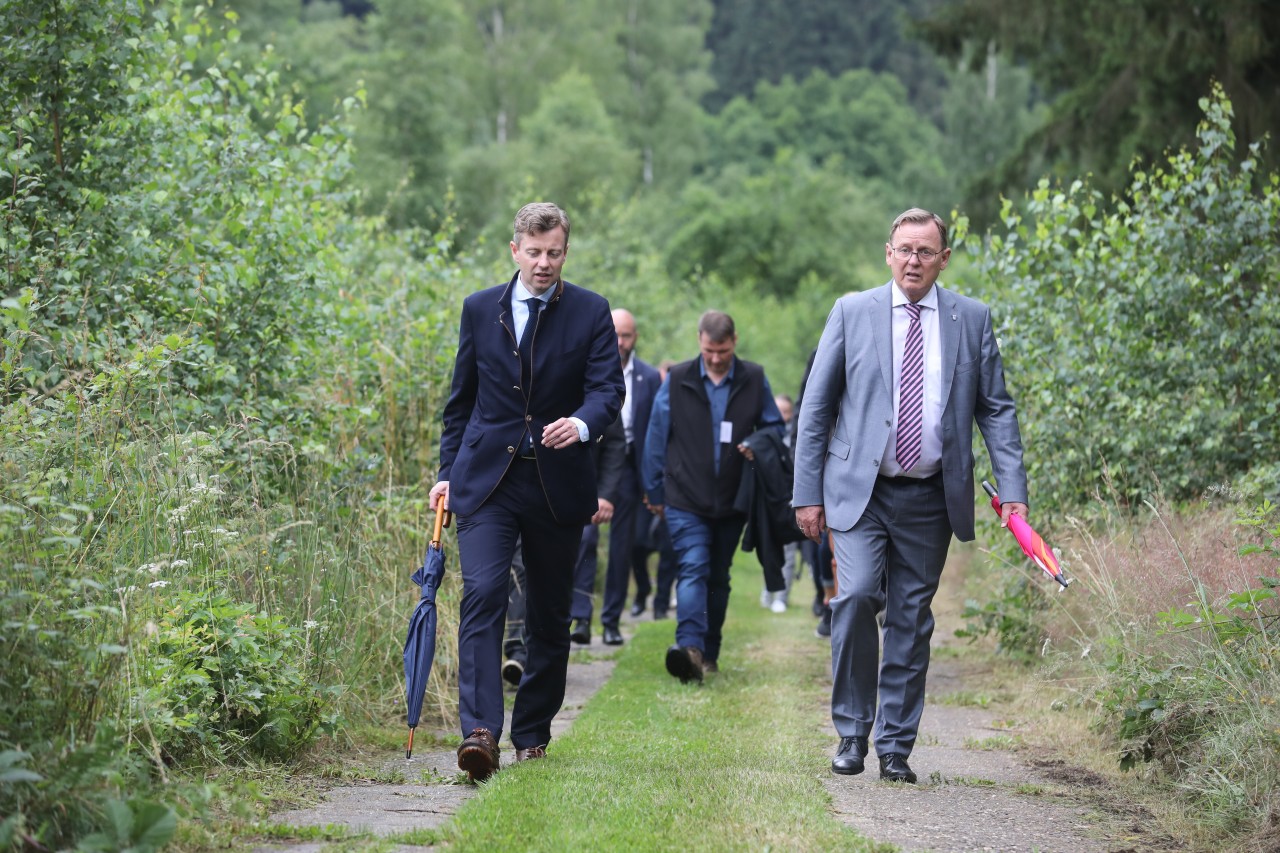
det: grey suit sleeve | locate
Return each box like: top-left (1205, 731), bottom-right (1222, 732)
top-left (974, 306), bottom-right (1028, 506)
top-left (792, 302), bottom-right (847, 508)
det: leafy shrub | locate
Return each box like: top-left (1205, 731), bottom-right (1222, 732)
top-left (139, 590), bottom-right (339, 763)
top-left (1087, 503), bottom-right (1280, 837)
top-left (968, 84), bottom-right (1280, 514)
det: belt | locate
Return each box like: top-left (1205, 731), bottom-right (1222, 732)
top-left (876, 471), bottom-right (941, 485)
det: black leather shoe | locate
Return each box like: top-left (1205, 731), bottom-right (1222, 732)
top-left (630, 596), bottom-right (647, 617)
top-left (602, 624), bottom-right (624, 646)
top-left (664, 644), bottom-right (703, 684)
top-left (457, 727), bottom-right (500, 782)
top-left (570, 619), bottom-right (591, 645)
top-left (831, 736), bottom-right (868, 775)
top-left (815, 605), bottom-right (832, 638)
top-left (879, 753), bottom-right (917, 783)
top-left (652, 607), bottom-right (668, 620)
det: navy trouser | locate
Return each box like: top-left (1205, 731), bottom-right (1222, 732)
top-left (455, 458), bottom-right (581, 749)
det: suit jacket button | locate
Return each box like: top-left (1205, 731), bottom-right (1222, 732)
top-left (514, 385), bottom-right (521, 391)
top-left (525, 415), bottom-right (532, 421)
top-left (507, 446), bottom-right (515, 454)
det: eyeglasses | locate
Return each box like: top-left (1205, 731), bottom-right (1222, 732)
top-left (891, 246), bottom-right (941, 263)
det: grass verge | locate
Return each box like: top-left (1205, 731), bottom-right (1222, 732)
top-left (441, 564), bottom-right (886, 851)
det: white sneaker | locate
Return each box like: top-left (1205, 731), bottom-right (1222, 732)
top-left (760, 589), bottom-right (772, 608)
top-left (770, 598), bottom-right (787, 614)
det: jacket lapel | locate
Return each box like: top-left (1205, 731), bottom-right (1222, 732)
top-left (938, 285), bottom-right (961, 404)
top-left (872, 283), bottom-right (894, 396)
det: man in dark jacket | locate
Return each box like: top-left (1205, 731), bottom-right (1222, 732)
top-left (641, 311), bottom-right (785, 683)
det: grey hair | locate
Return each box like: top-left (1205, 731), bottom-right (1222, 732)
top-left (890, 208), bottom-right (948, 250)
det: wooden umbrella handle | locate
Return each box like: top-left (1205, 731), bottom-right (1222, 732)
top-left (430, 493), bottom-right (451, 547)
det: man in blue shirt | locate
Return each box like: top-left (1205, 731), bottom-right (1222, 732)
top-left (642, 310), bottom-right (785, 683)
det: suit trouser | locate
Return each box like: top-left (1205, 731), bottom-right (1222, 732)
top-left (829, 473), bottom-right (952, 758)
top-left (503, 542), bottom-right (527, 662)
top-left (455, 458), bottom-right (581, 749)
top-left (599, 462), bottom-right (641, 627)
top-left (665, 507), bottom-right (746, 663)
top-left (570, 523), bottom-right (598, 622)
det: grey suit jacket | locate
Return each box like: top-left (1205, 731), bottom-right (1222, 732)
top-left (792, 282), bottom-right (1027, 542)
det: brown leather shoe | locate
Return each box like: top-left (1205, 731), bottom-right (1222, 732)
top-left (515, 744), bottom-right (547, 762)
top-left (664, 644), bottom-right (704, 684)
top-left (702, 658), bottom-right (719, 674)
top-left (457, 727), bottom-right (500, 782)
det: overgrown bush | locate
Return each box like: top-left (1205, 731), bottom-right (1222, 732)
top-left (968, 83), bottom-right (1280, 514)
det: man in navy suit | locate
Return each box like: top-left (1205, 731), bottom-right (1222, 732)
top-left (593, 308), bottom-right (662, 645)
top-left (429, 202), bottom-right (624, 781)
top-left (793, 208), bottom-right (1028, 783)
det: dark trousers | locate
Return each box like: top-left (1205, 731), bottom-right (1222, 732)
top-left (504, 543), bottom-right (527, 662)
top-left (647, 513), bottom-right (677, 613)
top-left (571, 523), bottom-right (599, 622)
top-left (455, 458), bottom-right (581, 750)
top-left (600, 462), bottom-right (641, 627)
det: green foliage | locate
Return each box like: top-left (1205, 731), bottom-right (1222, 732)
top-left (976, 84), bottom-right (1280, 512)
top-left (140, 590), bottom-right (339, 763)
top-left (954, 570), bottom-right (1049, 658)
top-left (920, 0), bottom-right (1280, 203)
top-left (1083, 502), bottom-right (1280, 837)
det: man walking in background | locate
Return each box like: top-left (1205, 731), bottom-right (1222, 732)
top-left (643, 311), bottom-right (786, 683)
top-left (429, 202), bottom-right (623, 781)
top-left (792, 208), bottom-right (1028, 783)
top-left (596, 308), bottom-right (662, 645)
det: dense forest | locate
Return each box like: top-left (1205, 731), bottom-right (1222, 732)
top-left (3, 0), bottom-right (1278, 849)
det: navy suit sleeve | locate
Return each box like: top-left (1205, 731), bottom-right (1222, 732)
top-left (438, 297), bottom-right (478, 481)
top-left (573, 298), bottom-right (625, 438)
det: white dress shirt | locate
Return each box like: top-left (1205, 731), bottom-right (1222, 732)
top-left (879, 282), bottom-right (942, 477)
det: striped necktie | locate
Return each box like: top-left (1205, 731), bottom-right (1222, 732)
top-left (895, 301), bottom-right (924, 471)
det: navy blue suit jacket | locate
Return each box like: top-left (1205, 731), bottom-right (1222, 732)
top-left (626, 356), bottom-right (661, 478)
top-left (439, 273), bottom-right (625, 526)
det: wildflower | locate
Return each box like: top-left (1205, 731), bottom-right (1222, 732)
top-left (170, 559), bottom-right (190, 569)
top-left (149, 580), bottom-right (170, 589)
top-left (304, 620), bottom-right (319, 630)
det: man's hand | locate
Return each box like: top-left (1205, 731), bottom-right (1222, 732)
top-left (738, 442), bottom-right (755, 462)
top-left (428, 480), bottom-right (450, 512)
top-left (1000, 502), bottom-right (1028, 528)
top-left (592, 498), bottom-right (614, 525)
top-left (796, 505), bottom-right (825, 543)
top-left (647, 502), bottom-right (665, 518)
top-left (542, 417), bottom-right (583, 449)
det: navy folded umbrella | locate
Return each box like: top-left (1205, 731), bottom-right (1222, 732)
top-left (404, 495), bottom-right (451, 758)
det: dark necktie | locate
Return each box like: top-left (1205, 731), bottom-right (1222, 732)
top-left (519, 298), bottom-right (542, 452)
top-left (896, 301), bottom-right (924, 471)
top-left (519, 297), bottom-right (542, 375)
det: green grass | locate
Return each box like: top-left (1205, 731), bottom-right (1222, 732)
top-left (439, 564), bottom-right (884, 851)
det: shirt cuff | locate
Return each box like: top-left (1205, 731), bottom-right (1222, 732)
top-left (569, 417), bottom-right (589, 442)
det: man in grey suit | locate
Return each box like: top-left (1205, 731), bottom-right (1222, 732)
top-left (792, 208), bottom-right (1028, 783)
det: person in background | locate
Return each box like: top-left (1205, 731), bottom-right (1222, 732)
top-left (643, 311), bottom-right (786, 683)
top-left (760, 393), bottom-right (797, 614)
top-left (568, 417), bottom-right (626, 645)
top-left (430, 202), bottom-right (624, 781)
top-left (792, 208), bottom-right (1028, 784)
top-left (596, 309), bottom-right (662, 645)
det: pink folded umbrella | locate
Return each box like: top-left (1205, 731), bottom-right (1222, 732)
top-left (982, 481), bottom-right (1070, 590)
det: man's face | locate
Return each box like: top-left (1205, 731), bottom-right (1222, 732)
top-left (699, 332), bottom-right (736, 379)
top-left (613, 311), bottom-right (637, 362)
top-left (886, 220), bottom-right (950, 302)
top-left (511, 226), bottom-right (568, 295)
